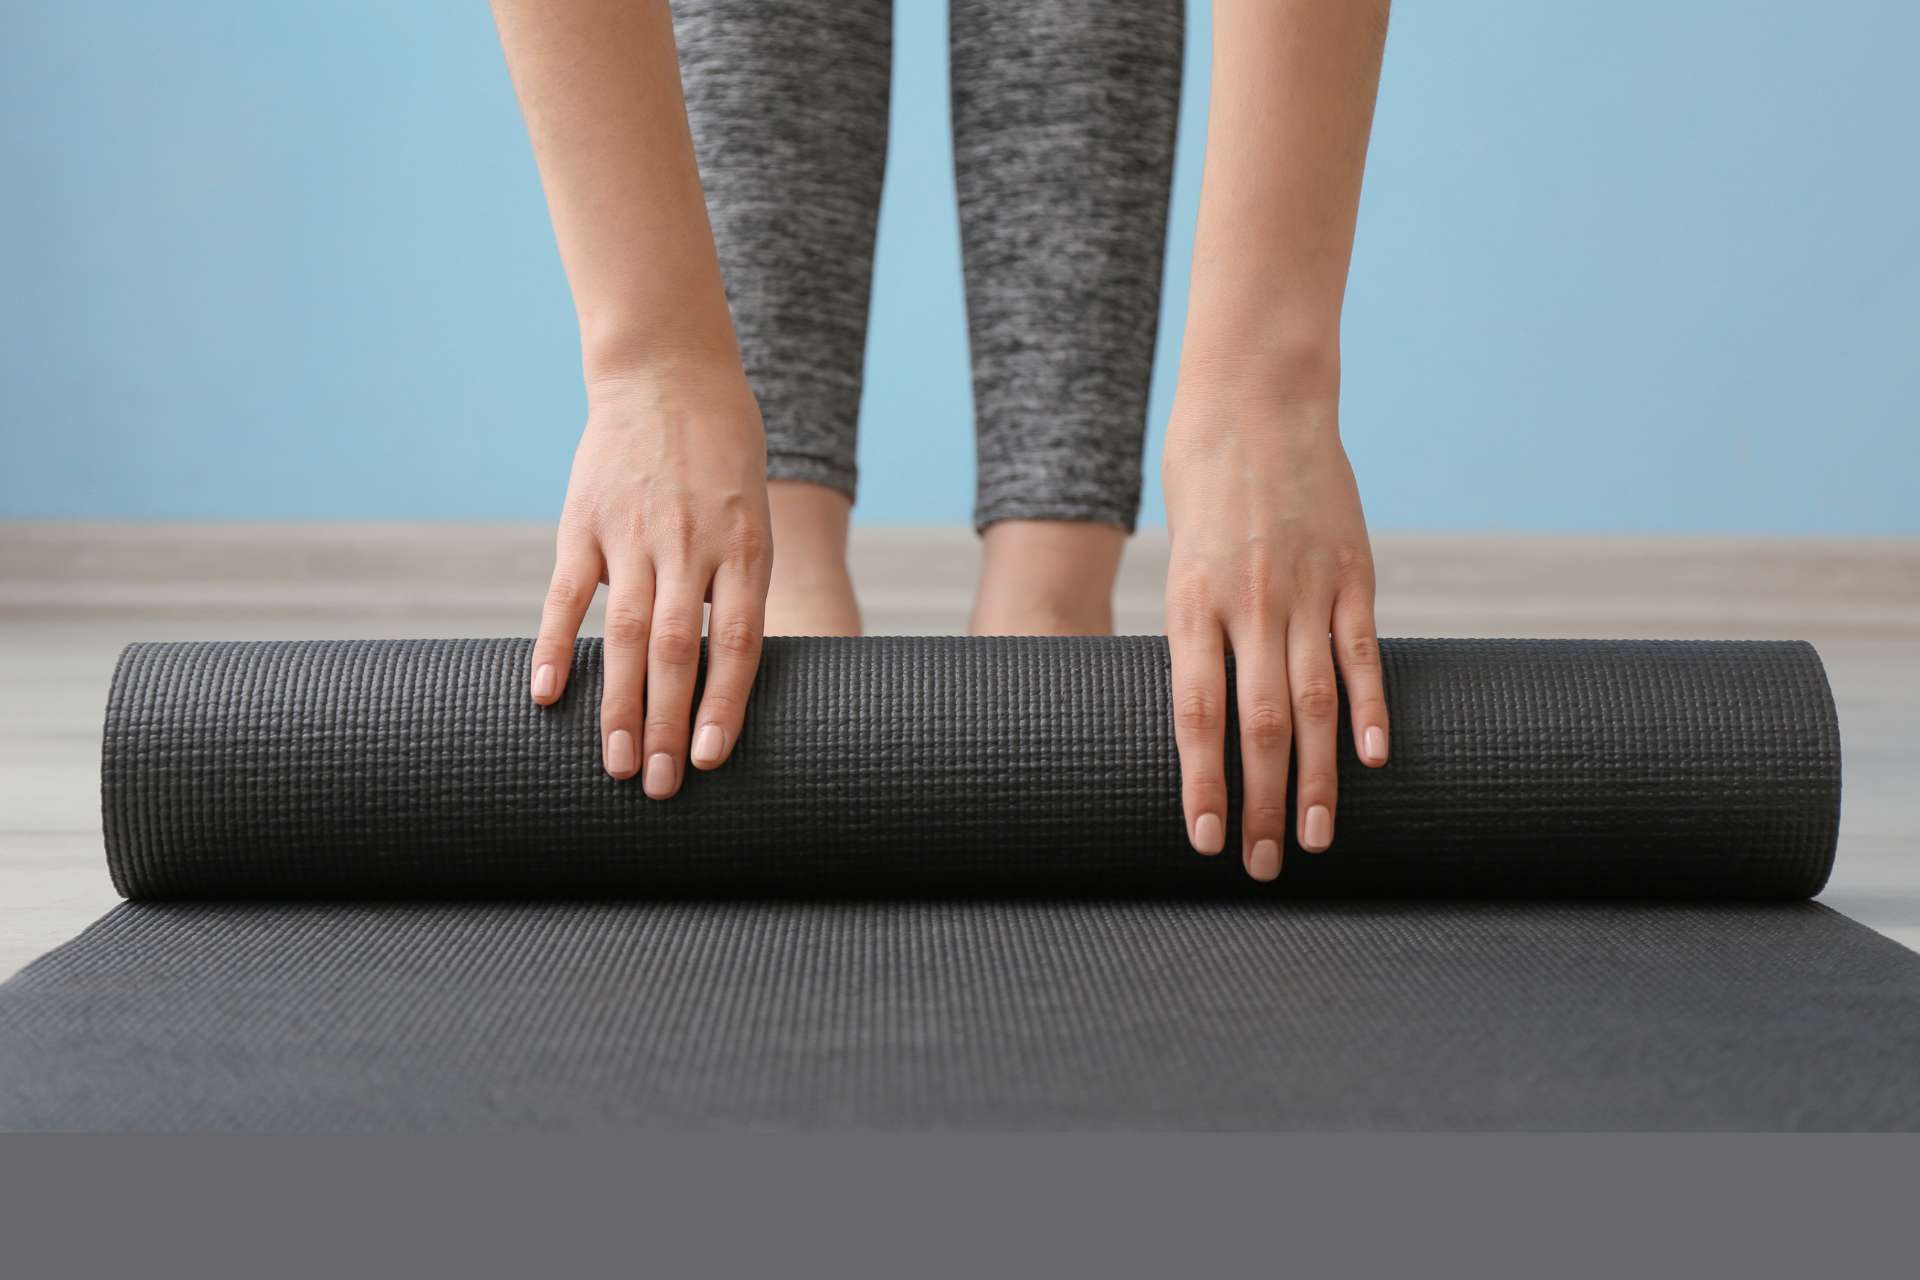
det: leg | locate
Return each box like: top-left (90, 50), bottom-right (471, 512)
top-left (974, 518), bottom-right (1127, 635)
top-left (765, 480), bottom-right (859, 635)
top-left (950, 0), bottom-right (1184, 634)
top-left (673, 0), bottom-right (891, 635)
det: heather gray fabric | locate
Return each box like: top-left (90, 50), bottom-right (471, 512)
top-left (0, 633), bottom-right (1911, 1132)
top-left (673, 0), bottom-right (891, 504)
top-left (3, 900), bottom-right (1917, 1131)
top-left (949, 0), bottom-right (1182, 531)
top-left (673, 0), bottom-right (1182, 531)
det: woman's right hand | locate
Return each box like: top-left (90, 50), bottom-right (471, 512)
top-left (529, 362), bottom-right (773, 797)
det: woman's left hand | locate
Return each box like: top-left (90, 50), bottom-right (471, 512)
top-left (1162, 376), bottom-right (1390, 882)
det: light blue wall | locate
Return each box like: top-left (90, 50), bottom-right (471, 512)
top-left (3, 2), bottom-right (1915, 532)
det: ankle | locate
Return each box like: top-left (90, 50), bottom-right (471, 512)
top-left (971, 519), bottom-right (1125, 635)
top-left (769, 478), bottom-right (850, 548)
top-left (765, 481), bottom-right (861, 635)
top-left (769, 482), bottom-right (854, 582)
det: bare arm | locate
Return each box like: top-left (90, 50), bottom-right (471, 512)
top-left (494, 0), bottom-right (771, 795)
top-left (1163, 0), bottom-right (1392, 880)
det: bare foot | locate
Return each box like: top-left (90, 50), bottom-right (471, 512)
top-left (764, 481), bottom-right (862, 636)
top-left (970, 520), bottom-right (1127, 635)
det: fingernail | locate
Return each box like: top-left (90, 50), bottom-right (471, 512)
top-left (1304, 804), bottom-right (1333, 852)
top-left (605, 729), bottom-right (636, 777)
top-left (643, 752), bottom-right (676, 799)
top-left (1250, 839), bottom-right (1281, 881)
top-left (692, 723), bottom-right (725, 767)
top-left (1193, 812), bottom-right (1225, 855)
top-left (532, 664), bottom-right (557, 700)
top-left (1363, 725), bottom-right (1386, 764)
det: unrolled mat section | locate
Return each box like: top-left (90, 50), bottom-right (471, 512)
top-left (3, 898), bottom-right (1917, 1130)
top-left (3, 634), bottom-right (1917, 1132)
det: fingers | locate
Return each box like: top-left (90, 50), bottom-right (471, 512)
top-left (598, 558), bottom-right (655, 782)
top-left (690, 557), bottom-right (768, 772)
top-left (591, 534), bottom-right (770, 792)
top-left (1230, 619), bottom-right (1292, 882)
top-left (1333, 587), bottom-right (1389, 767)
top-left (531, 535), bottom-right (603, 706)
top-left (1168, 600), bottom-right (1230, 857)
top-left (639, 576), bottom-right (707, 800)
top-left (1288, 611), bottom-right (1342, 856)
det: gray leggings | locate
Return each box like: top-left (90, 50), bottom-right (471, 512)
top-left (672, 0), bottom-right (1183, 532)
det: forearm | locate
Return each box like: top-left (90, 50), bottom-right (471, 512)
top-left (1181, 0), bottom-right (1389, 400)
top-left (491, 0), bottom-right (739, 385)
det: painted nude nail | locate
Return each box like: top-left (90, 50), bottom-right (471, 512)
top-left (1363, 725), bottom-right (1386, 764)
top-left (1304, 804), bottom-right (1333, 852)
top-left (1249, 839), bottom-right (1281, 881)
top-left (643, 752), bottom-right (676, 798)
top-left (532, 664), bottom-right (557, 700)
top-left (692, 723), bottom-right (725, 767)
top-left (1193, 812), bottom-right (1225, 855)
top-left (605, 729), bottom-right (637, 778)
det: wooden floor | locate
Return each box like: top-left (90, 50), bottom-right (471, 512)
top-left (2, 522), bottom-right (1916, 978)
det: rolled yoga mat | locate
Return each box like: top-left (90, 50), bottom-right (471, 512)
top-left (103, 636), bottom-right (1840, 897)
top-left (2, 635), bottom-right (1917, 1130)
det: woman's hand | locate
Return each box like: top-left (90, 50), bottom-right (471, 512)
top-left (494, 0), bottom-right (772, 793)
top-left (1159, 0), bottom-right (1390, 879)
top-left (529, 363), bottom-right (773, 797)
top-left (1162, 376), bottom-right (1389, 881)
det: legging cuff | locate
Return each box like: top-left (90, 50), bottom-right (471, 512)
top-left (766, 452), bottom-right (859, 502)
top-left (974, 494), bottom-right (1139, 536)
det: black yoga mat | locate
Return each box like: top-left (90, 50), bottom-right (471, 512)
top-left (102, 636), bottom-right (1841, 897)
top-left (2, 635), bottom-right (1917, 1131)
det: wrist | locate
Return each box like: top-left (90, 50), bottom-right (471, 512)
top-left (579, 295), bottom-right (742, 394)
top-left (1171, 333), bottom-right (1341, 449)
top-left (1179, 305), bottom-right (1340, 402)
top-left (581, 356), bottom-right (764, 454)
top-left (584, 344), bottom-right (748, 409)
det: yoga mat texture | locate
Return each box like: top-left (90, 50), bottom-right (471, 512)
top-left (4, 634), bottom-right (1918, 1131)
top-left (102, 636), bottom-right (1839, 897)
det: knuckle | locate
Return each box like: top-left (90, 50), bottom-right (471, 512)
top-left (1233, 569), bottom-right (1281, 619)
top-left (1299, 771), bottom-right (1339, 802)
top-left (1331, 541), bottom-right (1373, 582)
top-left (1174, 687), bottom-right (1221, 733)
top-left (613, 504), bottom-right (696, 560)
top-left (1182, 769), bottom-right (1226, 798)
top-left (709, 616), bottom-right (761, 661)
top-left (725, 523), bottom-right (769, 566)
top-left (1165, 581), bottom-right (1214, 636)
top-left (1239, 542), bottom-right (1281, 596)
top-left (650, 618), bottom-right (701, 667)
top-left (656, 508), bottom-right (700, 557)
top-left (545, 575), bottom-right (586, 612)
top-left (603, 603), bottom-right (651, 648)
top-left (557, 504), bottom-right (599, 542)
top-left (1245, 802), bottom-right (1290, 831)
top-left (698, 689), bottom-right (742, 723)
top-left (598, 696), bottom-right (638, 728)
top-left (1293, 678), bottom-right (1340, 723)
top-left (1340, 631), bottom-right (1381, 669)
top-left (1242, 700), bottom-right (1293, 750)
top-left (698, 690), bottom-right (741, 721)
top-left (644, 711), bottom-right (689, 739)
